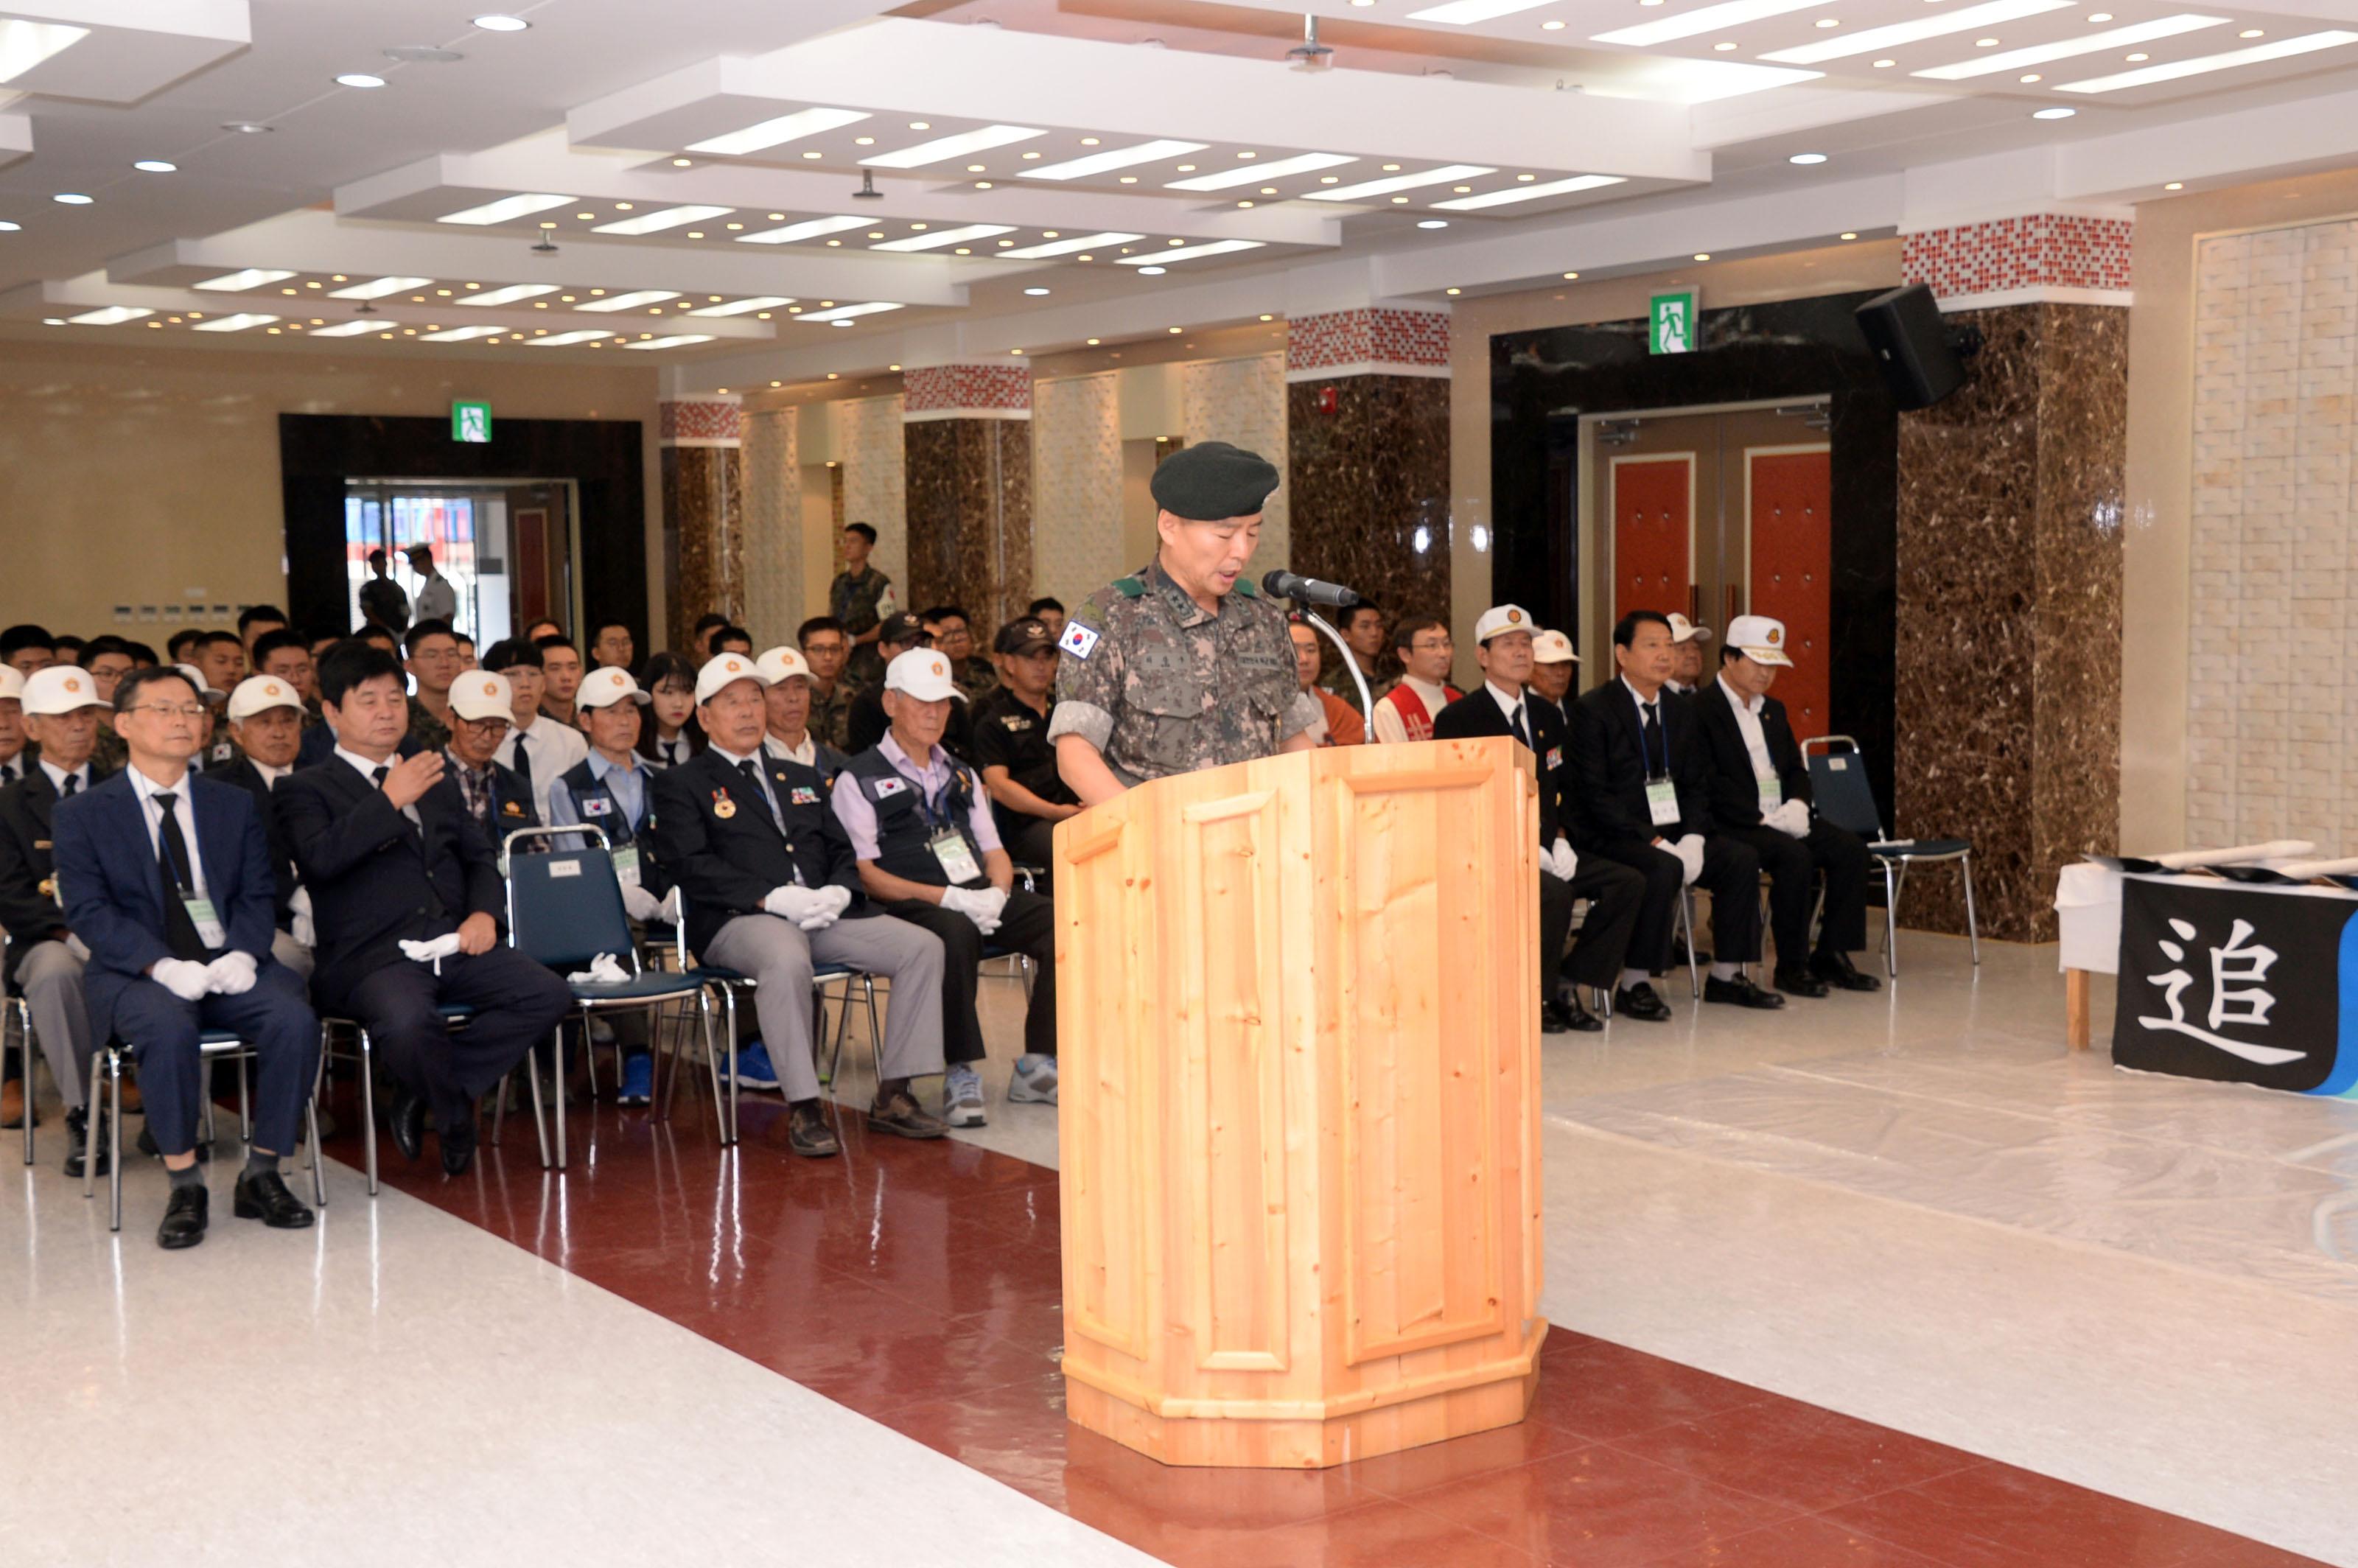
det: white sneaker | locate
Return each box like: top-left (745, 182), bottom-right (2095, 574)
top-left (942, 1064), bottom-right (987, 1127)
top-left (1007, 1055), bottom-right (1058, 1105)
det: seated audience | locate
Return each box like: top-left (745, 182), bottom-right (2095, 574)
top-left (649, 652), bottom-right (950, 1156)
top-left (536, 634), bottom-right (585, 727)
top-left (1319, 601), bottom-right (1393, 718)
top-left (1290, 616), bottom-right (1365, 746)
top-left (847, 612), bottom-right (973, 756)
top-left (686, 612), bottom-right (729, 666)
top-left (455, 633), bottom-right (477, 672)
top-left (306, 629), bottom-right (343, 664)
top-left (589, 618), bottom-right (635, 671)
top-left (3, 624), bottom-right (57, 676)
top-left (1026, 597), bottom-right (1067, 642)
top-left (53, 666), bottom-right (321, 1249)
top-left (1528, 629), bottom-right (1576, 731)
top-left (522, 618), bottom-right (565, 645)
top-left (921, 606), bottom-right (998, 701)
top-left (52, 634), bottom-right (85, 667)
top-left (1692, 616), bottom-right (1881, 997)
top-left (237, 605), bottom-right (289, 657)
top-left (1370, 617), bottom-right (1461, 744)
top-left (756, 647), bottom-right (851, 780)
top-left (166, 629), bottom-right (206, 668)
top-left (277, 643), bottom-right (570, 1175)
top-left (635, 652), bottom-right (704, 768)
top-left (1431, 607), bottom-right (1640, 1033)
top-left (0, 666), bottom-right (116, 1169)
top-left (216, 675), bottom-right (315, 979)
top-left (1571, 611), bottom-right (1781, 1015)
top-left (483, 637), bottom-right (587, 823)
top-left (833, 649), bottom-right (1058, 1124)
top-left (708, 624), bottom-right (755, 658)
top-left (407, 545), bottom-right (457, 627)
top-left (0, 665), bottom-right (26, 785)
top-left (124, 640), bottom-right (161, 670)
top-left (356, 626), bottom-right (401, 658)
top-left (439, 668), bottom-right (541, 850)
top-left (1663, 614), bottom-right (1712, 698)
top-left (81, 637), bottom-right (137, 707)
top-left (970, 617), bottom-right (1080, 869)
top-left (402, 619), bottom-right (463, 751)
top-left (359, 549), bottom-right (410, 634)
top-left (795, 616), bottom-right (858, 752)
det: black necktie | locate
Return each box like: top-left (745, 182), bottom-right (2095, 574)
top-left (1642, 702), bottom-right (1663, 777)
top-left (60, 772), bottom-right (79, 797)
top-left (372, 765), bottom-right (390, 789)
top-left (153, 790), bottom-right (209, 962)
top-left (735, 758), bottom-right (778, 829)
top-left (1511, 701), bottom-right (1529, 749)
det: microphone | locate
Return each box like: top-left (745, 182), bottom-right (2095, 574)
top-left (1262, 570), bottom-right (1362, 607)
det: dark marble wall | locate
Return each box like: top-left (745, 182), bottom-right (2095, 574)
top-left (1285, 375), bottom-right (1452, 637)
top-left (1895, 303), bottom-right (2125, 942)
top-left (661, 444), bottom-right (744, 651)
top-left (905, 417), bottom-right (1033, 632)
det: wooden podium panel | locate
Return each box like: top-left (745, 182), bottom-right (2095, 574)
top-left (1054, 738), bottom-right (1545, 1469)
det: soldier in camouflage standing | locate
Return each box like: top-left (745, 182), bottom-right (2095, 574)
top-left (830, 522), bottom-right (897, 686)
top-left (1050, 442), bottom-right (1320, 805)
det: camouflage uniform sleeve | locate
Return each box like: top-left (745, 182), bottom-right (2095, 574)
top-left (1046, 588), bottom-right (1122, 753)
top-left (1281, 690), bottom-right (1321, 741)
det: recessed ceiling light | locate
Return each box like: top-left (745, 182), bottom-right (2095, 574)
top-left (1789, 151), bottom-right (1828, 164)
top-left (457, 284), bottom-right (561, 307)
top-left (690, 295), bottom-right (795, 317)
top-left (52, 192), bottom-right (91, 205)
top-left (1024, 139), bottom-right (1209, 181)
top-left (335, 72), bottom-right (386, 88)
top-left (1022, 150), bottom-right (1042, 159)
top-left (1418, 218), bottom-right (1450, 228)
top-left (998, 231), bottom-right (1145, 259)
top-left (2165, 180), bottom-right (2184, 189)
top-left (2057, 27), bottom-right (2355, 87)
top-left (2124, 50), bottom-right (2147, 58)
top-left (133, 160), bottom-right (176, 173)
top-left (2088, 10), bottom-right (2112, 18)
top-left (1433, 173), bottom-right (1624, 209)
top-left (672, 157), bottom-right (693, 167)
top-left (737, 214), bottom-right (870, 245)
top-left (1446, 287), bottom-right (1462, 295)
top-left (438, 192), bottom-right (572, 225)
top-left (872, 223), bottom-right (1015, 252)
top-left (622, 335), bottom-right (717, 351)
top-left (195, 268), bottom-right (295, 291)
top-left (687, 106), bottom-right (870, 156)
top-left (1236, 150), bottom-right (1259, 159)
top-left (1763, 0), bottom-right (2072, 63)
top-left (592, 204), bottom-right (732, 235)
top-left (1694, 252), bottom-right (1712, 260)
top-left (309, 320), bottom-right (382, 337)
top-left (0, 222), bottom-right (19, 231)
top-left (1562, 270), bottom-right (1580, 278)
top-left (862, 124), bottom-right (1044, 169)
top-left (577, 290), bottom-right (681, 312)
top-left (797, 302), bottom-right (903, 323)
top-left (1873, 56), bottom-right (1896, 64)
top-left (1309, 164), bottom-right (1495, 201)
top-left (1410, 0), bottom-right (1566, 21)
top-left (2033, 104), bottom-right (2076, 115)
top-left (973, 181), bottom-right (993, 190)
top-left (329, 275), bottom-right (433, 299)
top-left (909, 121), bottom-right (930, 130)
top-left (1116, 239), bottom-right (1263, 265)
top-left (421, 325), bottom-right (504, 342)
top-left (1595, 0), bottom-right (1833, 47)
top-left (66, 306), bottom-right (153, 326)
top-left (1166, 152), bottom-right (1355, 191)
top-left (473, 14), bottom-right (529, 29)
top-left (2239, 27), bottom-right (2262, 37)
top-left (1715, 41), bottom-right (1738, 49)
top-left (965, 164), bottom-right (986, 172)
top-left (1976, 36), bottom-right (2000, 45)
top-left (1816, 15), bottom-right (1840, 24)
top-left (2020, 71), bottom-right (2041, 79)
top-left (1841, 231), bottom-right (1858, 239)
top-left (192, 313), bottom-right (278, 333)
top-left (855, 136), bottom-right (875, 146)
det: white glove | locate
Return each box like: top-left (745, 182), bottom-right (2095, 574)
top-left (1671, 833), bottom-right (1706, 887)
top-left (151, 957), bottom-right (211, 1003)
top-left (621, 882), bottom-right (663, 923)
top-left (763, 885), bottom-right (828, 925)
top-left (797, 883), bottom-right (853, 931)
top-left (1768, 799), bottom-right (1810, 839)
top-left (656, 885), bottom-right (682, 926)
top-left (399, 934), bottom-right (463, 964)
top-left (1543, 837), bottom-right (1578, 882)
top-left (940, 884), bottom-right (1009, 934)
top-left (205, 950), bottom-right (259, 996)
top-left (289, 886), bottom-right (316, 950)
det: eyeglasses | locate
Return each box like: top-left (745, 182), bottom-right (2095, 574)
top-left (126, 703), bottom-right (207, 720)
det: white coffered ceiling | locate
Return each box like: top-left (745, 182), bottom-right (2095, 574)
top-left (1, 0), bottom-right (2357, 380)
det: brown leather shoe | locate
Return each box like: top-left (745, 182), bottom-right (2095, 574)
top-left (118, 1079), bottom-right (143, 1114)
top-left (866, 1082), bottom-right (948, 1141)
top-left (786, 1100), bottom-right (841, 1158)
top-left (1, 1077), bottom-right (24, 1130)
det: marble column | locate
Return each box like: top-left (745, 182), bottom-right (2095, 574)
top-left (660, 395), bottom-right (745, 650)
top-left (1283, 308), bottom-right (1452, 623)
top-left (1894, 216), bottom-right (2131, 941)
top-left (903, 364), bottom-right (1032, 631)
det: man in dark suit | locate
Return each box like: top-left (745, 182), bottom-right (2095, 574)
top-left (1570, 611), bottom-right (1783, 1014)
top-left (53, 667), bottom-right (321, 1249)
top-left (0, 665), bottom-right (116, 1172)
top-left (276, 643), bottom-right (570, 1176)
top-left (1432, 606), bottom-right (1644, 1032)
top-left (1691, 617), bottom-right (1880, 997)
top-left (651, 651), bottom-right (949, 1158)
top-left (216, 673), bottom-right (314, 980)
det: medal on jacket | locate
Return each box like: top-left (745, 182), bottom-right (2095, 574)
top-left (712, 787), bottom-right (738, 820)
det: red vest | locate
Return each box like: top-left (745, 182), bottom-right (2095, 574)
top-left (1382, 682), bottom-right (1462, 743)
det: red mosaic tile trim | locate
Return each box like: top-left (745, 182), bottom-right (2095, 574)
top-left (903, 363), bottom-right (1033, 414)
top-left (1287, 307), bottom-right (1451, 374)
top-left (658, 398), bottom-right (743, 444)
top-left (1902, 214), bottom-right (2133, 299)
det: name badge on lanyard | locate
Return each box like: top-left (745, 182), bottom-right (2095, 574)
top-left (929, 829), bottom-right (982, 884)
top-left (184, 894), bottom-right (228, 951)
top-left (612, 844), bottom-right (643, 888)
top-left (1756, 771), bottom-right (1783, 813)
top-left (1645, 779), bottom-right (1682, 828)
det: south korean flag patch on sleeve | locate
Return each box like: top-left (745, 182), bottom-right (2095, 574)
top-left (1059, 620), bottom-right (1102, 660)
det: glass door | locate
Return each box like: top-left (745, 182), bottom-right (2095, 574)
top-left (341, 478), bottom-right (577, 643)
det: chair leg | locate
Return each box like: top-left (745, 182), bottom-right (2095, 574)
top-left (815, 984), bottom-right (833, 1087)
top-left (1961, 853), bottom-right (1982, 965)
top-left (492, 1070), bottom-right (508, 1145)
top-left (724, 989), bottom-right (741, 1147)
top-left (84, 1045), bottom-right (105, 1201)
top-left (304, 1094), bottom-right (325, 1208)
top-left (107, 1049), bottom-right (123, 1233)
top-left (1677, 892), bottom-right (1701, 998)
top-left (360, 1029), bottom-right (379, 1198)
top-left (861, 977), bottom-right (879, 1080)
top-left (552, 1032), bottom-right (569, 1172)
top-left (13, 1000), bottom-right (33, 1166)
top-left (528, 1043), bottom-right (553, 1170)
top-left (695, 990), bottom-right (729, 1148)
top-left (1881, 862), bottom-right (1900, 979)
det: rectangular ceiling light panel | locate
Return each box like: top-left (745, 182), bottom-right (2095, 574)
top-left (1763, 0), bottom-right (2075, 63)
top-left (1916, 13), bottom-right (2226, 77)
top-left (457, 284), bottom-right (561, 307)
top-left (528, 331), bottom-right (618, 346)
top-left (438, 192), bottom-right (573, 225)
top-left (192, 314), bottom-right (278, 332)
top-left (308, 321), bottom-right (383, 337)
top-left (195, 268), bottom-right (295, 292)
top-left (1306, 164), bottom-right (1496, 201)
top-left (870, 223), bottom-right (1014, 252)
top-left (67, 306), bottom-right (152, 326)
top-left (329, 276), bottom-right (433, 299)
top-left (1432, 173), bottom-right (1626, 209)
top-left (421, 326), bottom-right (504, 341)
top-left (860, 125), bottom-right (1045, 169)
top-left (576, 290), bottom-right (680, 312)
top-left (0, 21), bottom-right (88, 85)
top-left (2055, 29), bottom-right (2358, 89)
top-left (1166, 152), bottom-right (1357, 191)
top-left (1593, 0), bottom-right (1832, 47)
top-left (685, 106), bottom-right (870, 156)
top-left (688, 296), bottom-right (795, 316)
top-left (796, 302), bottom-right (903, 322)
top-left (1022, 140), bottom-right (1208, 181)
top-left (735, 214), bottom-right (870, 245)
top-left (1408, 0), bottom-right (1558, 22)
top-left (592, 204), bottom-right (733, 235)
top-left (1114, 239), bottom-right (1264, 265)
top-left (622, 335), bottom-right (716, 349)
top-left (996, 231), bottom-right (1144, 259)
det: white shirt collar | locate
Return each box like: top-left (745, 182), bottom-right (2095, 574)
top-left (1717, 673), bottom-right (1763, 715)
top-left (707, 741), bottom-right (761, 769)
top-left (1483, 679), bottom-right (1525, 727)
top-left (334, 744), bottom-right (394, 783)
top-left (1398, 673), bottom-right (1451, 707)
top-left (1620, 674), bottom-right (1664, 713)
top-left (766, 732), bottom-right (816, 768)
top-left (127, 761), bottom-right (192, 802)
top-left (39, 758), bottom-right (89, 794)
top-left (253, 759), bottom-right (293, 784)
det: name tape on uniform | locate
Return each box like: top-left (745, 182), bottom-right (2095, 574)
top-left (1059, 622), bottom-right (1101, 660)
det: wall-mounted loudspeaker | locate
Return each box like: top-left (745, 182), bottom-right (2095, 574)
top-left (1854, 283), bottom-right (1981, 411)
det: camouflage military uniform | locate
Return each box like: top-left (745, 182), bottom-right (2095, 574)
top-left (91, 722), bottom-right (127, 774)
top-left (407, 702), bottom-right (452, 755)
top-left (830, 565), bottom-right (896, 685)
top-left (1048, 559), bottom-right (1320, 785)
top-left (1319, 660), bottom-right (1396, 718)
top-left (808, 679), bottom-right (858, 753)
top-left (952, 654), bottom-right (998, 704)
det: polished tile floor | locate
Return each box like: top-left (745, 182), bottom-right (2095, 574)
top-left (2, 933), bottom-right (2347, 1566)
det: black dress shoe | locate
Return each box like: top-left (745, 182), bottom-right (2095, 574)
top-left (1704, 973), bottom-right (1787, 1009)
top-left (388, 1092), bottom-right (427, 1163)
top-left (1613, 983), bottom-right (1674, 1022)
top-left (1672, 940), bottom-right (1712, 970)
top-left (441, 1112), bottom-right (478, 1177)
top-left (788, 1102), bottom-right (841, 1158)
top-left (156, 1183), bottom-right (209, 1250)
top-left (1540, 1001), bottom-right (1570, 1035)
top-left (136, 1125), bottom-right (210, 1163)
top-left (63, 1106), bottom-right (111, 1179)
top-left (1810, 949), bottom-right (1883, 992)
top-left (233, 1169), bottom-right (315, 1228)
top-left (1549, 995), bottom-right (1605, 1033)
top-left (1772, 965), bottom-right (1831, 998)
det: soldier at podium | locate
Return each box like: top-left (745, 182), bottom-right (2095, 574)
top-left (1051, 441), bottom-right (1320, 804)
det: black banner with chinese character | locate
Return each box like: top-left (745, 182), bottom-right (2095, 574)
top-left (2113, 877), bottom-right (2358, 1096)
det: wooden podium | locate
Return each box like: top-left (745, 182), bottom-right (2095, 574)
top-left (1052, 736), bottom-right (1546, 1469)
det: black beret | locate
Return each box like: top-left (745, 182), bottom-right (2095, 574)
top-left (993, 616), bottom-right (1055, 654)
top-left (1150, 440), bottom-right (1281, 522)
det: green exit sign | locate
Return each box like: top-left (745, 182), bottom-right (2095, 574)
top-left (452, 400), bottom-right (492, 443)
top-left (1649, 290), bottom-right (1698, 355)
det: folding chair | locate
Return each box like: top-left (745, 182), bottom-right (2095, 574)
top-left (504, 825), bottom-right (719, 1171)
top-left (316, 1004), bottom-right (484, 1195)
top-left (6, 987), bottom-right (33, 1164)
top-left (1801, 735), bottom-right (1980, 979)
top-left (88, 1030), bottom-right (325, 1233)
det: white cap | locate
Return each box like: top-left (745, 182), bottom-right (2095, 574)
top-left (1725, 614), bottom-right (1794, 668)
top-left (0, 666), bottom-right (23, 704)
top-left (1532, 629), bottom-right (1578, 664)
top-left (227, 675), bottom-right (302, 721)
top-left (1665, 612), bottom-right (1712, 645)
top-left (1472, 604), bottom-right (1535, 645)
top-left (449, 671), bottom-right (515, 723)
top-left (755, 645), bottom-right (811, 686)
top-left (693, 651), bottom-right (769, 705)
top-left (883, 648), bottom-right (960, 702)
top-left (577, 666), bottom-right (646, 709)
top-left (175, 661), bottom-right (224, 699)
top-left (22, 665), bottom-right (107, 716)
